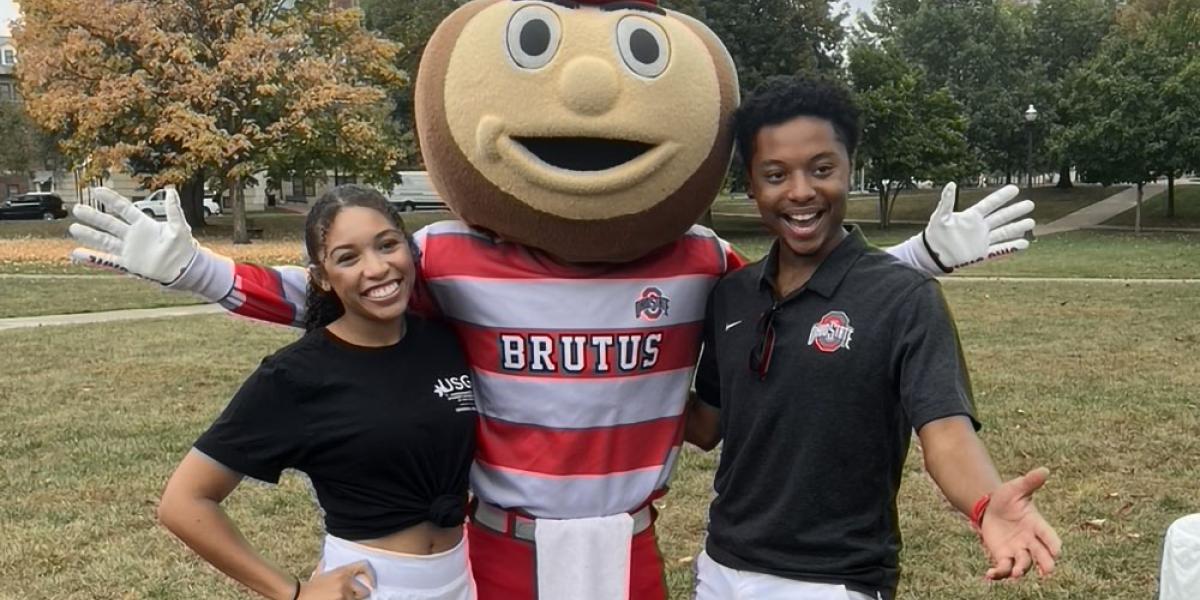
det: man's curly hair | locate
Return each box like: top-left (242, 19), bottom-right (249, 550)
top-left (733, 75), bottom-right (862, 171)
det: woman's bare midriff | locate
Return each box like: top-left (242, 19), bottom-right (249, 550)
top-left (356, 522), bottom-right (464, 555)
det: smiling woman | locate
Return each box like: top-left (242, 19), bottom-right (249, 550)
top-left (155, 184), bottom-right (480, 600)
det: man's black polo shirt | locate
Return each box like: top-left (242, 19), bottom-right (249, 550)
top-left (695, 227), bottom-right (977, 597)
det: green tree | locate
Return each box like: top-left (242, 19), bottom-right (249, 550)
top-left (0, 102), bottom-right (61, 178)
top-left (16, 0), bottom-right (405, 241)
top-left (1030, 0), bottom-right (1119, 188)
top-left (870, 0), bottom-right (1042, 182)
top-left (359, 0), bottom-right (462, 167)
top-left (1140, 0), bottom-right (1200, 216)
top-left (849, 41), bottom-right (972, 228)
top-left (1061, 0), bottom-right (1200, 226)
top-left (664, 0), bottom-right (847, 193)
top-left (667, 0), bottom-right (845, 96)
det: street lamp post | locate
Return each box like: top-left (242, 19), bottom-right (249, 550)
top-left (1024, 104), bottom-right (1038, 189)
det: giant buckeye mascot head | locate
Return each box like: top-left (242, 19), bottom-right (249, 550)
top-left (415, 0), bottom-right (739, 263)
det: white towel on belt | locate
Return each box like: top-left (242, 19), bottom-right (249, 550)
top-left (534, 513), bottom-right (634, 600)
top-left (1161, 514), bottom-right (1200, 600)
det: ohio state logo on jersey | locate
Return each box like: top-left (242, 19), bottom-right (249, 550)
top-left (635, 287), bottom-right (670, 321)
top-left (808, 311), bottom-right (854, 353)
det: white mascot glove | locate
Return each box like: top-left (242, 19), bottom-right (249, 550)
top-left (921, 183), bottom-right (1035, 272)
top-left (69, 187), bottom-right (199, 285)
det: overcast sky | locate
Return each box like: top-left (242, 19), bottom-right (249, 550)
top-left (0, 1), bottom-right (17, 38)
top-left (843, 0), bottom-right (877, 15)
top-left (840, 0), bottom-right (877, 27)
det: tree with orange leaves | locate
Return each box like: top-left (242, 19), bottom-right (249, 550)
top-left (15, 0), bottom-right (406, 240)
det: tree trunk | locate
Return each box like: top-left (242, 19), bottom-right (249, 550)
top-left (1056, 163), bottom-right (1073, 189)
top-left (1167, 172), bottom-right (1176, 218)
top-left (179, 170), bottom-right (206, 228)
top-left (232, 175), bottom-right (250, 244)
top-left (877, 187), bottom-right (889, 229)
top-left (1135, 182), bottom-right (1143, 235)
top-left (887, 185), bottom-right (903, 227)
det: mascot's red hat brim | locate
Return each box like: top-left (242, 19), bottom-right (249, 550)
top-left (575, 0), bottom-right (659, 5)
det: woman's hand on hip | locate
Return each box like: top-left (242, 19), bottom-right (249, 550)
top-left (299, 560), bottom-right (375, 599)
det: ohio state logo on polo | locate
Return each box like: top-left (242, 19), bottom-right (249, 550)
top-left (808, 311), bottom-right (854, 353)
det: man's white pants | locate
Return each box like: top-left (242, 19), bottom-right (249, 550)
top-left (694, 549), bottom-right (878, 600)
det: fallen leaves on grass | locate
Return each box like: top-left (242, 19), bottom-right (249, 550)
top-left (0, 238), bottom-right (305, 267)
top-left (1115, 502), bottom-right (1135, 519)
top-left (0, 238), bottom-right (77, 264)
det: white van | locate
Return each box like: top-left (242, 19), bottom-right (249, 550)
top-left (133, 189), bottom-right (222, 218)
top-left (384, 171), bottom-right (447, 212)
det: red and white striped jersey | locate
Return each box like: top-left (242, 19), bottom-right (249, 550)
top-left (189, 220), bottom-right (743, 519)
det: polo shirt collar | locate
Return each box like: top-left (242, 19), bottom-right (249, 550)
top-left (757, 225), bottom-right (869, 300)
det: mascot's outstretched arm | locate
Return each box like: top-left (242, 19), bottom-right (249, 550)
top-left (68, 181), bottom-right (1036, 324)
top-left (889, 183), bottom-right (1035, 274)
top-left (70, 187), bottom-right (309, 327)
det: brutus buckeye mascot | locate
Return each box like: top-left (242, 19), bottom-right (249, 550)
top-left (70, 1), bottom-right (1035, 597)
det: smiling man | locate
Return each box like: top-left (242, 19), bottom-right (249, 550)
top-left (687, 76), bottom-right (1061, 600)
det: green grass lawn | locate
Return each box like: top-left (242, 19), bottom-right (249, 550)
top-left (961, 230), bottom-right (1200, 280)
top-left (720, 222), bottom-right (1199, 281)
top-left (3, 187), bottom-right (1195, 598)
top-left (713, 185), bottom-right (1125, 227)
top-left (0, 261), bottom-right (105, 276)
top-left (3, 278), bottom-right (1198, 599)
top-left (1103, 185), bottom-right (1200, 229)
top-left (0, 277), bottom-right (202, 318)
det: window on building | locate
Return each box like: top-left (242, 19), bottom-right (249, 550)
top-left (6, 184), bottom-right (19, 198)
top-left (302, 178), bottom-right (316, 197)
top-left (2, 49), bottom-right (14, 65)
top-left (0, 83), bottom-right (12, 102)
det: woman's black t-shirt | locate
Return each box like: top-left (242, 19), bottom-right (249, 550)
top-left (193, 317), bottom-right (477, 540)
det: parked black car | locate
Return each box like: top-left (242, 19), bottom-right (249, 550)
top-left (0, 193), bottom-right (69, 220)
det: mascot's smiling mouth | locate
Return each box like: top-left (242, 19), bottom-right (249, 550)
top-left (511, 137), bottom-right (655, 172)
top-left (475, 116), bottom-right (681, 196)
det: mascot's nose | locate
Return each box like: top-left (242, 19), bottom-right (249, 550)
top-left (557, 56), bottom-right (620, 116)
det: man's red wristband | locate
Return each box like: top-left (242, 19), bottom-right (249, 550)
top-left (970, 494), bottom-right (991, 531)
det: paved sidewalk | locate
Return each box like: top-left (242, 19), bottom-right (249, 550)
top-left (1083, 224), bottom-right (1200, 234)
top-left (0, 273), bottom-right (114, 280)
top-left (0, 304), bottom-right (223, 332)
top-left (713, 212), bottom-right (930, 227)
top-left (944, 276), bottom-right (1200, 284)
top-left (1036, 184), bottom-right (1166, 236)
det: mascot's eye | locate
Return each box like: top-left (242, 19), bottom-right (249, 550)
top-left (507, 4), bottom-right (562, 70)
top-left (616, 16), bottom-right (669, 79)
